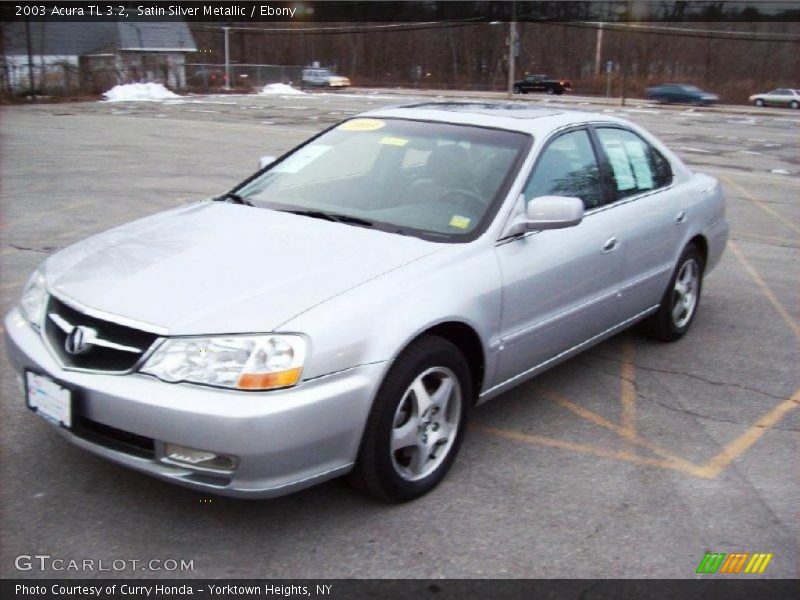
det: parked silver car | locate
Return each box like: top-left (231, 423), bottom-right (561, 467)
top-left (5, 103), bottom-right (728, 502)
top-left (749, 88), bottom-right (800, 109)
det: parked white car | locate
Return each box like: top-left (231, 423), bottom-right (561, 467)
top-left (6, 103), bottom-right (728, 502)
top-left (301, 67), bottom-right (351, 89)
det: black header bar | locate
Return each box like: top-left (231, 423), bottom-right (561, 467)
top-left (3, 1), bottom-right (800, 23)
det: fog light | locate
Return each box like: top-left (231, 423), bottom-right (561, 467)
top-left (164, 443), bottom-right (238, 471)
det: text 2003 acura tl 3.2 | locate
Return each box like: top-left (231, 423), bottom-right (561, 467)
top-left (5, 103), bottom-right (728, 502)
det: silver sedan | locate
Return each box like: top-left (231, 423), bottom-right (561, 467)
top-left (5, 103), bottom-right (728, 502)
top-left (749, 88), bottom-right (800, 109)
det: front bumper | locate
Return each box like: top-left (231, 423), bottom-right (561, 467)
top-left (4, 308), bottom-right (386, 498)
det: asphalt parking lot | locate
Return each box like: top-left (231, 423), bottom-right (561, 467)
top-left (1, 90), bottom-right (798, 579)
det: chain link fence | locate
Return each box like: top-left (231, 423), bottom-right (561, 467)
top-left (185, 63), bottom-right (303, 91)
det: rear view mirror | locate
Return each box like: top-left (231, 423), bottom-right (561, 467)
top-left (525, 195), bottom-right (584, 230)
top-left (259, 155), bottom-right (276, 169)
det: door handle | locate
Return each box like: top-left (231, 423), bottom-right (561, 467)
top-left (602, 237), bottom-right (619, 253)
top-left (675, 210), bottom-right (688, 224)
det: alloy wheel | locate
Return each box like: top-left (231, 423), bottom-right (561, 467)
top-left (672, 258), bottom-right (699, 329)
top-left (390, 367), bottom-right (462, 481)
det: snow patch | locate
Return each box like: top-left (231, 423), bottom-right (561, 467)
top-left (103, 83), bottom-right (180, 102)
top-left (260, 83), bottom-right (306, 95)
top-left (769, 169), bottom-right (791, 175)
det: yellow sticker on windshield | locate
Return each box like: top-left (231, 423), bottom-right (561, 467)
top-left (379, 136), bottom-right (409, 146)
top-left (338, 118), bottom-right (386, 132)
top-left (449, 215), bottom-right (472, 229)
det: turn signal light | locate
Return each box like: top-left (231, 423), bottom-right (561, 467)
top-left (237, 367), bottom-right (302, 390)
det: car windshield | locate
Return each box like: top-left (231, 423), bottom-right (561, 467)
top-left (234, 118), bottom-right (530, 241)
top-left (681, 85), bottom-right (701, 92)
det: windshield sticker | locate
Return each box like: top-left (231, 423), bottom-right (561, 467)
top-left (272, 145), bottom-right (333, 173)
top-left (449, 215), bottom-right (472, 229)
top-left (338, 118), bottom-right (386, 132)
top-left (379, 136), bottom-right (409, 147)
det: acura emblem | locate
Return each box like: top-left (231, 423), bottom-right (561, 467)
top-left (64, 325), bottom-right (96, 355)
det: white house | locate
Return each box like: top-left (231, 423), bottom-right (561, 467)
top-left (2, 21), bottom-right (197, 93)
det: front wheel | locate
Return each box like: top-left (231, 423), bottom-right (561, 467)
top-left (348, 336), bottom-right (472, 502)
top-left (790, 100), bottom-right (799, 109)
top-left (754, 98), bottom-right (765, 107)
top-left (545, 87), bottom-right (555, 95)
top-left (512, 85), bottom-right (521, 94)
top-left (644, 244), bottom-right (704, 342)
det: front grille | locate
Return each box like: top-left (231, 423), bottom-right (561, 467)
top-left (44, 296), bottom-right (159, 372)
top-left (73, 417), bottom-right (155, 459)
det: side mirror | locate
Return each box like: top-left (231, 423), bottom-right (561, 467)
top-left (259, 155), bottom-right (276, 169)
top-left (503, 195), bottom-right (584, 237)
top-left (525, 195), bottom-right (584, 230)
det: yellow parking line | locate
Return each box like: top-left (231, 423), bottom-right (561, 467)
top-left (732, 231), bottom-right (799, 246)
top-left (472, 424), bottom-right (709, 477)
top-left (697, 388), bottom-right (800, 478)
top-left (721, 175), bottom-right (800, 236)
top-left (728, 240), bottom-right (800, 340)
top-left (546, 391), bottom-right (705, 474)
top-left (620, 339), bottom-right (637, 439)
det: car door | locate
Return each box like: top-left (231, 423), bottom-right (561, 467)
top-left (493, 128), bottom-right (625, 385)
top-left (591, 126), bottom-right (685, 319)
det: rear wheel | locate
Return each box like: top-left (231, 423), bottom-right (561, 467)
top-left (644, 244), bottom-right (704, 342)
top-left (348, 336), bottom-right (471, 502)
top-left (754, 98), bottom-right (765, 107)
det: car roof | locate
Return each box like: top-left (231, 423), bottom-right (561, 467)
top-left (361, 101), bottom-right (625, 135)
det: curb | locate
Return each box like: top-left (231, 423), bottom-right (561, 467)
top-left (348, 87), bottom-right (799, 118)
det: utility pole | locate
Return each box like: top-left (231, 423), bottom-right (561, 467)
top-left (594, 23), bottom-right (604, 76)
top-left (24, 17), bottom-right (35, 96)
top-left (223, 26), bottom-right (231, 90)
top-left (506, 1), bottom-right (517, 98)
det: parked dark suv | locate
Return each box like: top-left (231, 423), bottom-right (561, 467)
top-left (512, 74), bottom-right (572, 96)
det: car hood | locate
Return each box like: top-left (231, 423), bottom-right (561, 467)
top-left (45, 202), bottom-right (442, 335)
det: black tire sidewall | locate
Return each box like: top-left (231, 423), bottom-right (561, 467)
top-left (358, 337), bottom-right (472, 502)
top-left (512, 85), bottom-right (521, 94)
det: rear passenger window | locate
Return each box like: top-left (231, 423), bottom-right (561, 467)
top-left (524, 129), bottom-right (603, 210)
top-left (596, 128), bottom-right (673, 201)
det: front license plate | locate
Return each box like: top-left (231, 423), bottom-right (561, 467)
top-left (26, 371), bottom-right (72, 429)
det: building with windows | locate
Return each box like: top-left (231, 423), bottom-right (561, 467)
top-left (1, 21), bottom-right (197, 94)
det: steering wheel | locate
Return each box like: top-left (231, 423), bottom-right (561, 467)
top-left (439, 189), bottom-right (486, 217)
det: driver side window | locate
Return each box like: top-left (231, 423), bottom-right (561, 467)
top-left (524, 129), bottom-right (603, 210)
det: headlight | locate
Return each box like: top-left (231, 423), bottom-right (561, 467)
top-left (20, 266), bottom-right (48, 330)
top-left (140, 334), bottom-right (307, 390)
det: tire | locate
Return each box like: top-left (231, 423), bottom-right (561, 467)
top-left (644, 244), bottom-right (704, 342)
top-left (754, 99), bottom-right (765, 107)
top-left (554, 88), bottom-right (564, 96)
top-left (545, 87), bottom-right (555, 95)
top-left (512, 85), bottom-right (521, 94)
top-left (790, 100), bottom-right (799, 110)
top-left (347, 336), bottom-right (472, 502)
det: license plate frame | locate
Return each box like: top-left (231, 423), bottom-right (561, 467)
top-left (24, 369), bottom-right (75, 430)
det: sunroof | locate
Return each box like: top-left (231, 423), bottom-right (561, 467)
top-left (403, 102), bottom-right (563, 119)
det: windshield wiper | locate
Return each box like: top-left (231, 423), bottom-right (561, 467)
top-left (281, 209), bottom-right (374, 228)
top-left (214, 192), bottom-right (252, 206)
